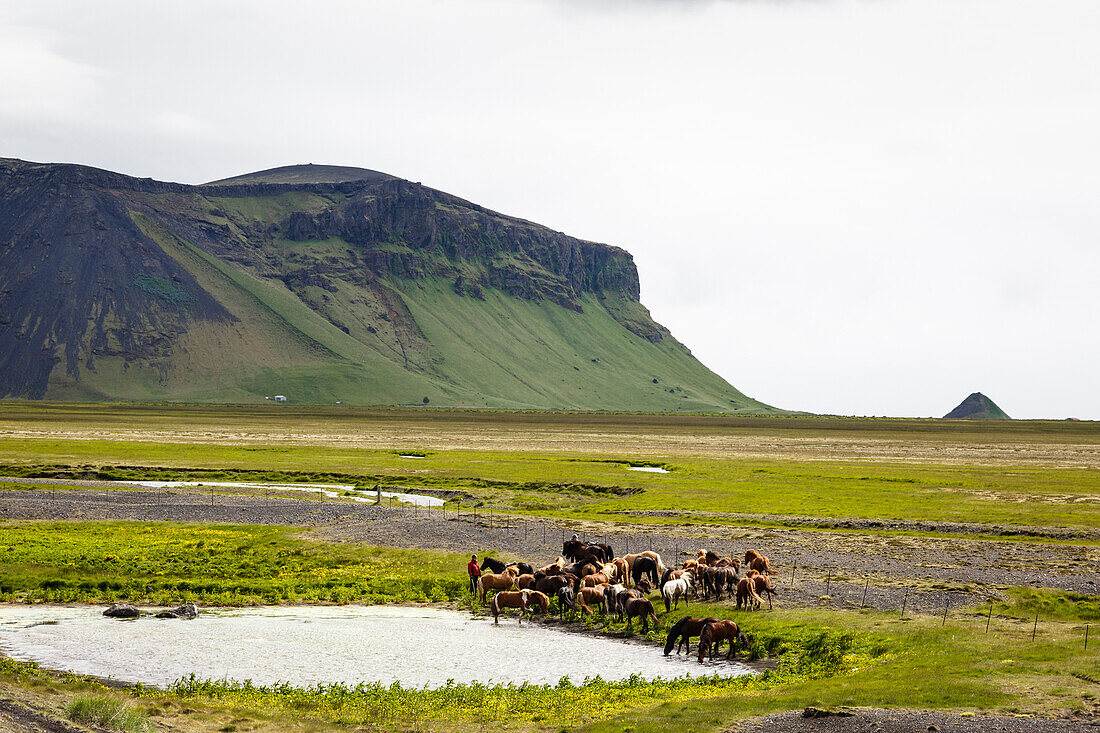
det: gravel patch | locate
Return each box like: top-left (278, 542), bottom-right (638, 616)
top-left (734, 708), bottom-right (1100, 732)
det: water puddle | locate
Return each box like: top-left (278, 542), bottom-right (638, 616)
top-left (0, 606), bottom-right (748, 687)
top-left (627, 466), bottom-right (669, 474)
top-left (122, 480), bottom-right (443, 507)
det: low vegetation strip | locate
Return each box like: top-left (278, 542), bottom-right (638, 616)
top-left (0, 522), bottom-right (467, 605)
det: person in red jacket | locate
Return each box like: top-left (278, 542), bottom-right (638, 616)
top-left (467, 554), bottom-right (481, 593)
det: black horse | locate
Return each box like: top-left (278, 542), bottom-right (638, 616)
top-left (631, 556), bottom-right (660, 588)
top-left (663, 615), bottom-right (719, 656)
top-left (480, 557), bottom-right (533, 575)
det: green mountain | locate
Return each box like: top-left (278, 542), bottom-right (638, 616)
top-left (0, 157), bottom-right (778, 412)
top-left (943, 392), bottom-right (1011, 419)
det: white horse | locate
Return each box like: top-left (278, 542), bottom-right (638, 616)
top-left (662, 570), bottom-right (693, 612)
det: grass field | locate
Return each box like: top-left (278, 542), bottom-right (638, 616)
top-left (0, 404), bottom-right (1097, 731)
top-left (0, 404), bottom-right (1097, 531)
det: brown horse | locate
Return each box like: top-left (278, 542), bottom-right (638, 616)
top-left (715, 567), bottom-right (739, 599)
top-left (477, 566), bottom-right (519, 603)
top-left (621, 597), bottom-right (660, 633)
top-left (698, 620), bottom-right (750, 661)
top-left (534, 573), bottom-right (572, 598)
top-left (582, 573), bottom-right (610, 588)
top-left (750, 573), bottom-right (778, 609)
top-left (744, 549), bottom-right (762, 567)
top-left (577, 586), bottom-right (608, 615)
top-left (490, 590), bottom-right (530, 624)
top-left (664, 615), bottom-right (719, 655)
top-left (611, 558), bottom-right (629, 585)
top-left (735, 576), bottom-right (765, 611)
top-left (515, 573), bottom-right (536, 590)
top-left (525, 590), bottom-right (550, 615)
top-left (750, 555), bottom-right (775, 576)
top-left (538, 557), bottom-right (567, 575)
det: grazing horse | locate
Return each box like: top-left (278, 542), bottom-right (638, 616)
top-left (735, 576), bottom-right (765, 611)
top-left (611, 558), bottom-right (629, 585)
top-left (556, 587), bottom-right (577, 617)
top-left (662, 571), bottom-right (693, 612)
top-left (612, 586), bottom-right (647, 620)
top-left (664, 616), bottom-right (719, 656)
top-left (621, 597), bottom-right (660, 633)
top-left (515, 573), bottom-right (537, 590)
top-left (477, 566), bottom-right (518, 603)
top-left (750, 555), bottom-right (775, 576)
top-left (535, 573), bottom-right (571, 598)
top-left (715, 567), bottom-right (739, 599)
top-left (750, 573), bottom-right (778, 609)
top-left (490, 590), bottom-right (530, 624)
top-left (635, 578), bottom-right (652, 595)
top-left (631, 556), bottom-right (660, 588)
top-left (602, 583), bottom-right (626, 616)
top-left (698, 620), bottom-right (750, 662)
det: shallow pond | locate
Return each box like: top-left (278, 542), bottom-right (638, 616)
top-left (0, 605), bottom-right (748, 688)
top-left (122, 480), bottom-right (443, 507)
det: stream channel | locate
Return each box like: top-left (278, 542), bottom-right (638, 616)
top-left (0, 605), bottom-right (750, 688)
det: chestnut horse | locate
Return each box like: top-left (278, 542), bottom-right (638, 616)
top-left (524, 590), bottom-right (550, 615)
top-left (750, 555), bottom-right (775, 576)
top-left (664, 615), bottom-right (719, 656)
top-left (582, 573), bottom-right (610, 588)
top-left (477, 566), bottom-right (518, 603)
top-left (735, 576), bottom-right (764, 611)
top-left (577, 586), bottom-right (608, 615)
top-left (490, 590), bottom-right (530, 624)
top-left (698, 620), bottom-right (750, 661)
top-left (750, 573), bottom-right (778, 609)
top-left (515, 573), bottom-right (536, 590)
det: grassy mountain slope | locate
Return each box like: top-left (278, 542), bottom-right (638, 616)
top-left (0, 158), bottom-right (779, 412)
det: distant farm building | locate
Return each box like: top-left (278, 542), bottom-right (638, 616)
top-left (274, 395), bottom-right (287, 402)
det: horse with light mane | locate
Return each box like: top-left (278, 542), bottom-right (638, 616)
top-left (490, 589), bottom-right (531, 624)
top-left (477, 566), bottom-right (519, 603)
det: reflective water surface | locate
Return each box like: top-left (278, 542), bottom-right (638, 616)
top-left (0, 605), bottom-right (749, 688)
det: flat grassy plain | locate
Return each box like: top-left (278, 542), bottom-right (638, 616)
top-left (1, 403), bottom-right (1098, 532)
top-left (0, 403), bottom-right (1098, 731)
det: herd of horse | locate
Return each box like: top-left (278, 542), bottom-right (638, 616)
top-left (475, 539), bottom-right (779, 663)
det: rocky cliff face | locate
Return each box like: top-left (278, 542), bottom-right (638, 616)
top-left (0, 158), bottom-right (769, 412)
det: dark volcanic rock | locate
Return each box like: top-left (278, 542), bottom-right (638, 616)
top-left (943, 392), bottom-right (1011, 419)
top-left (155, 602), bottom-right (198, 619)
top-left (103, 603), bottom-right (140, 618)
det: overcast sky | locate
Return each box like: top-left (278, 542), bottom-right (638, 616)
top-left (2, 0), bottom-right (1097, 419)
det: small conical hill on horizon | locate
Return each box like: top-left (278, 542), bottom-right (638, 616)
top-left (0, 157), bottom-right (780, 412)
top-left (943, 392), bottom-right (1011, 419)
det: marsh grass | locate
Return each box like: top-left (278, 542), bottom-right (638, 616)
top-left (0, 522), bottom-right (467, 605)
top-left (66, 693), bottom-right (153, 733)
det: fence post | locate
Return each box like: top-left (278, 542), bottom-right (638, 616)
top-left (987, 602), bottom-right (993, 632)
top-left (901, 588), bottom-right (908, 616)
top-left (1086, 624), bottom-right (1089, 651)
top-left (942, 596), bottom-right (949, 626)
top-left (825, 569), bottom-right (831, 596)
top-left (792, 558), bottom-right (798, 588)
top-left (861, 578), bottom-right (869, 608)
top-left (1032, 612), bottom-right (1038, 641)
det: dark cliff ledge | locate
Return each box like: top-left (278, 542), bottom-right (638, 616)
top-left (1, 158), bottom-right (643, 314)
